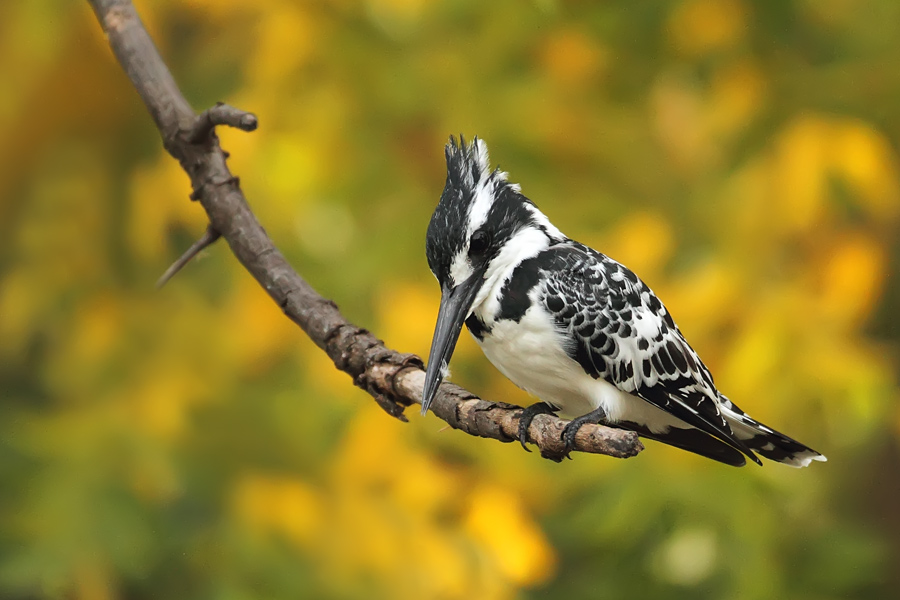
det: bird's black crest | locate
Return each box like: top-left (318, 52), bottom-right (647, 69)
top-left (444, 134), bottom-right (490, 193)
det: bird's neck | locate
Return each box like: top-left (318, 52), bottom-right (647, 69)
top-left (472, 222), bottom-right (564, 323)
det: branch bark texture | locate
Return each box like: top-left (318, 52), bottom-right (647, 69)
top-left (87, 0), bottom-right (643, 461)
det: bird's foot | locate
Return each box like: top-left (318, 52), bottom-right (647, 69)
top-left (559, 407), bottom-right (608, 460)
top-left (517, 403), bottom-right (559, 452)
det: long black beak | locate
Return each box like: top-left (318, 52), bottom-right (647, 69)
top-left (421, 271), bottom-right (486, 415)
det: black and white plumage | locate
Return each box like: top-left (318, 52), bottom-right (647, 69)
top-left (422, 136), bottom-right (826, 468)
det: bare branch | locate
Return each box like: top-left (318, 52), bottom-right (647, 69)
top-left (86, 0), bottom-right (644, 461)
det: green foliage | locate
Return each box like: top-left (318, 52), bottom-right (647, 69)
top-left (1, 0), bottom-right (898, 598)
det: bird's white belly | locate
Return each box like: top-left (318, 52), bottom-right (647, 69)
top-left (474, 306), bottom-right (604, 416)
top-left (478, 322), bottom-right (591, 415)
top-left (475, 306), bottom-right (688, 433)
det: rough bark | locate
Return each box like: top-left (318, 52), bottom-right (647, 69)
top-left (86, 0), bottom-right (643, 461)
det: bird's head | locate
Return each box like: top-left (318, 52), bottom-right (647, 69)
top-left (421, 135), bottom-right (563, 415)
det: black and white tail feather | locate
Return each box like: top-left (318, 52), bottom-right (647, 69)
top-left (423, 135), bottom-right (826, 468)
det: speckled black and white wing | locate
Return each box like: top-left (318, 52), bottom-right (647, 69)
top-left (536, 242), bottom-right (762, 465)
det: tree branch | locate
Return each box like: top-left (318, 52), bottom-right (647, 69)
top-left (86, 0), bottom-right (643, 461)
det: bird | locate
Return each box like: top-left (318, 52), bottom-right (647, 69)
top-left (420, 135), bottom-right (826, 468)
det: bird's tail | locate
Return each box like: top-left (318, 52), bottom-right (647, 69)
top-left (719, 396), bottom-right (827, 468)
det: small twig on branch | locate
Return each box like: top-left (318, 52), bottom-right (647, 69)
top-left (86, 0), bottom-right (644, 461)
top-left (187, 102), bottom-right (258, 143)
top-left (155, 225), bottom-right (221, 289)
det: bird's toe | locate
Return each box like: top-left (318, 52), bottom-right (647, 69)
top-left (517, 403), bottom-right (559, 451)
top-left (559, 407), bottom-right (608, 459)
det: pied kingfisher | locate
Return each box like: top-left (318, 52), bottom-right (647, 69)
top-left (420, 136), bottom-right (826, 468)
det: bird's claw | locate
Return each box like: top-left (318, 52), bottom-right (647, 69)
top-left (559, 407), bottom-right (608, 460)
top-left (517, 403), bottom-right (559, 451)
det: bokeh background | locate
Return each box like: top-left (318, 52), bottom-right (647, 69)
top-left (2, 0), bottom-right (899, 598)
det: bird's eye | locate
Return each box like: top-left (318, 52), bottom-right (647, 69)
top-left (469, 230), bottom-right (491, 257)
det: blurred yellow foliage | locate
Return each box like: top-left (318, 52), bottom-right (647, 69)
top-left (773, 115), bottom-right (900, 233)
top-left (377, 281), bottom-right (441, 359)
top-left (652, 59), bottom-right (766, 175)
top-left (668, 0), bottom-right (749, 57)
top-left (708, 59), bottom-right (766, 137)
top-left (248, 7), bottom-right (320, 88)
top-left (233, 473), bottom-right (323, 548)
top-left (600, 211), bottom-right (675, 279)
top-left (540, 29), bottom-right (608, 88)
top-left (129, 158), bottom-right (203, 261)
top-left (464, 484), bottom-right (556, 587)
top-left (818, 232), bottom-right (885, 328)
